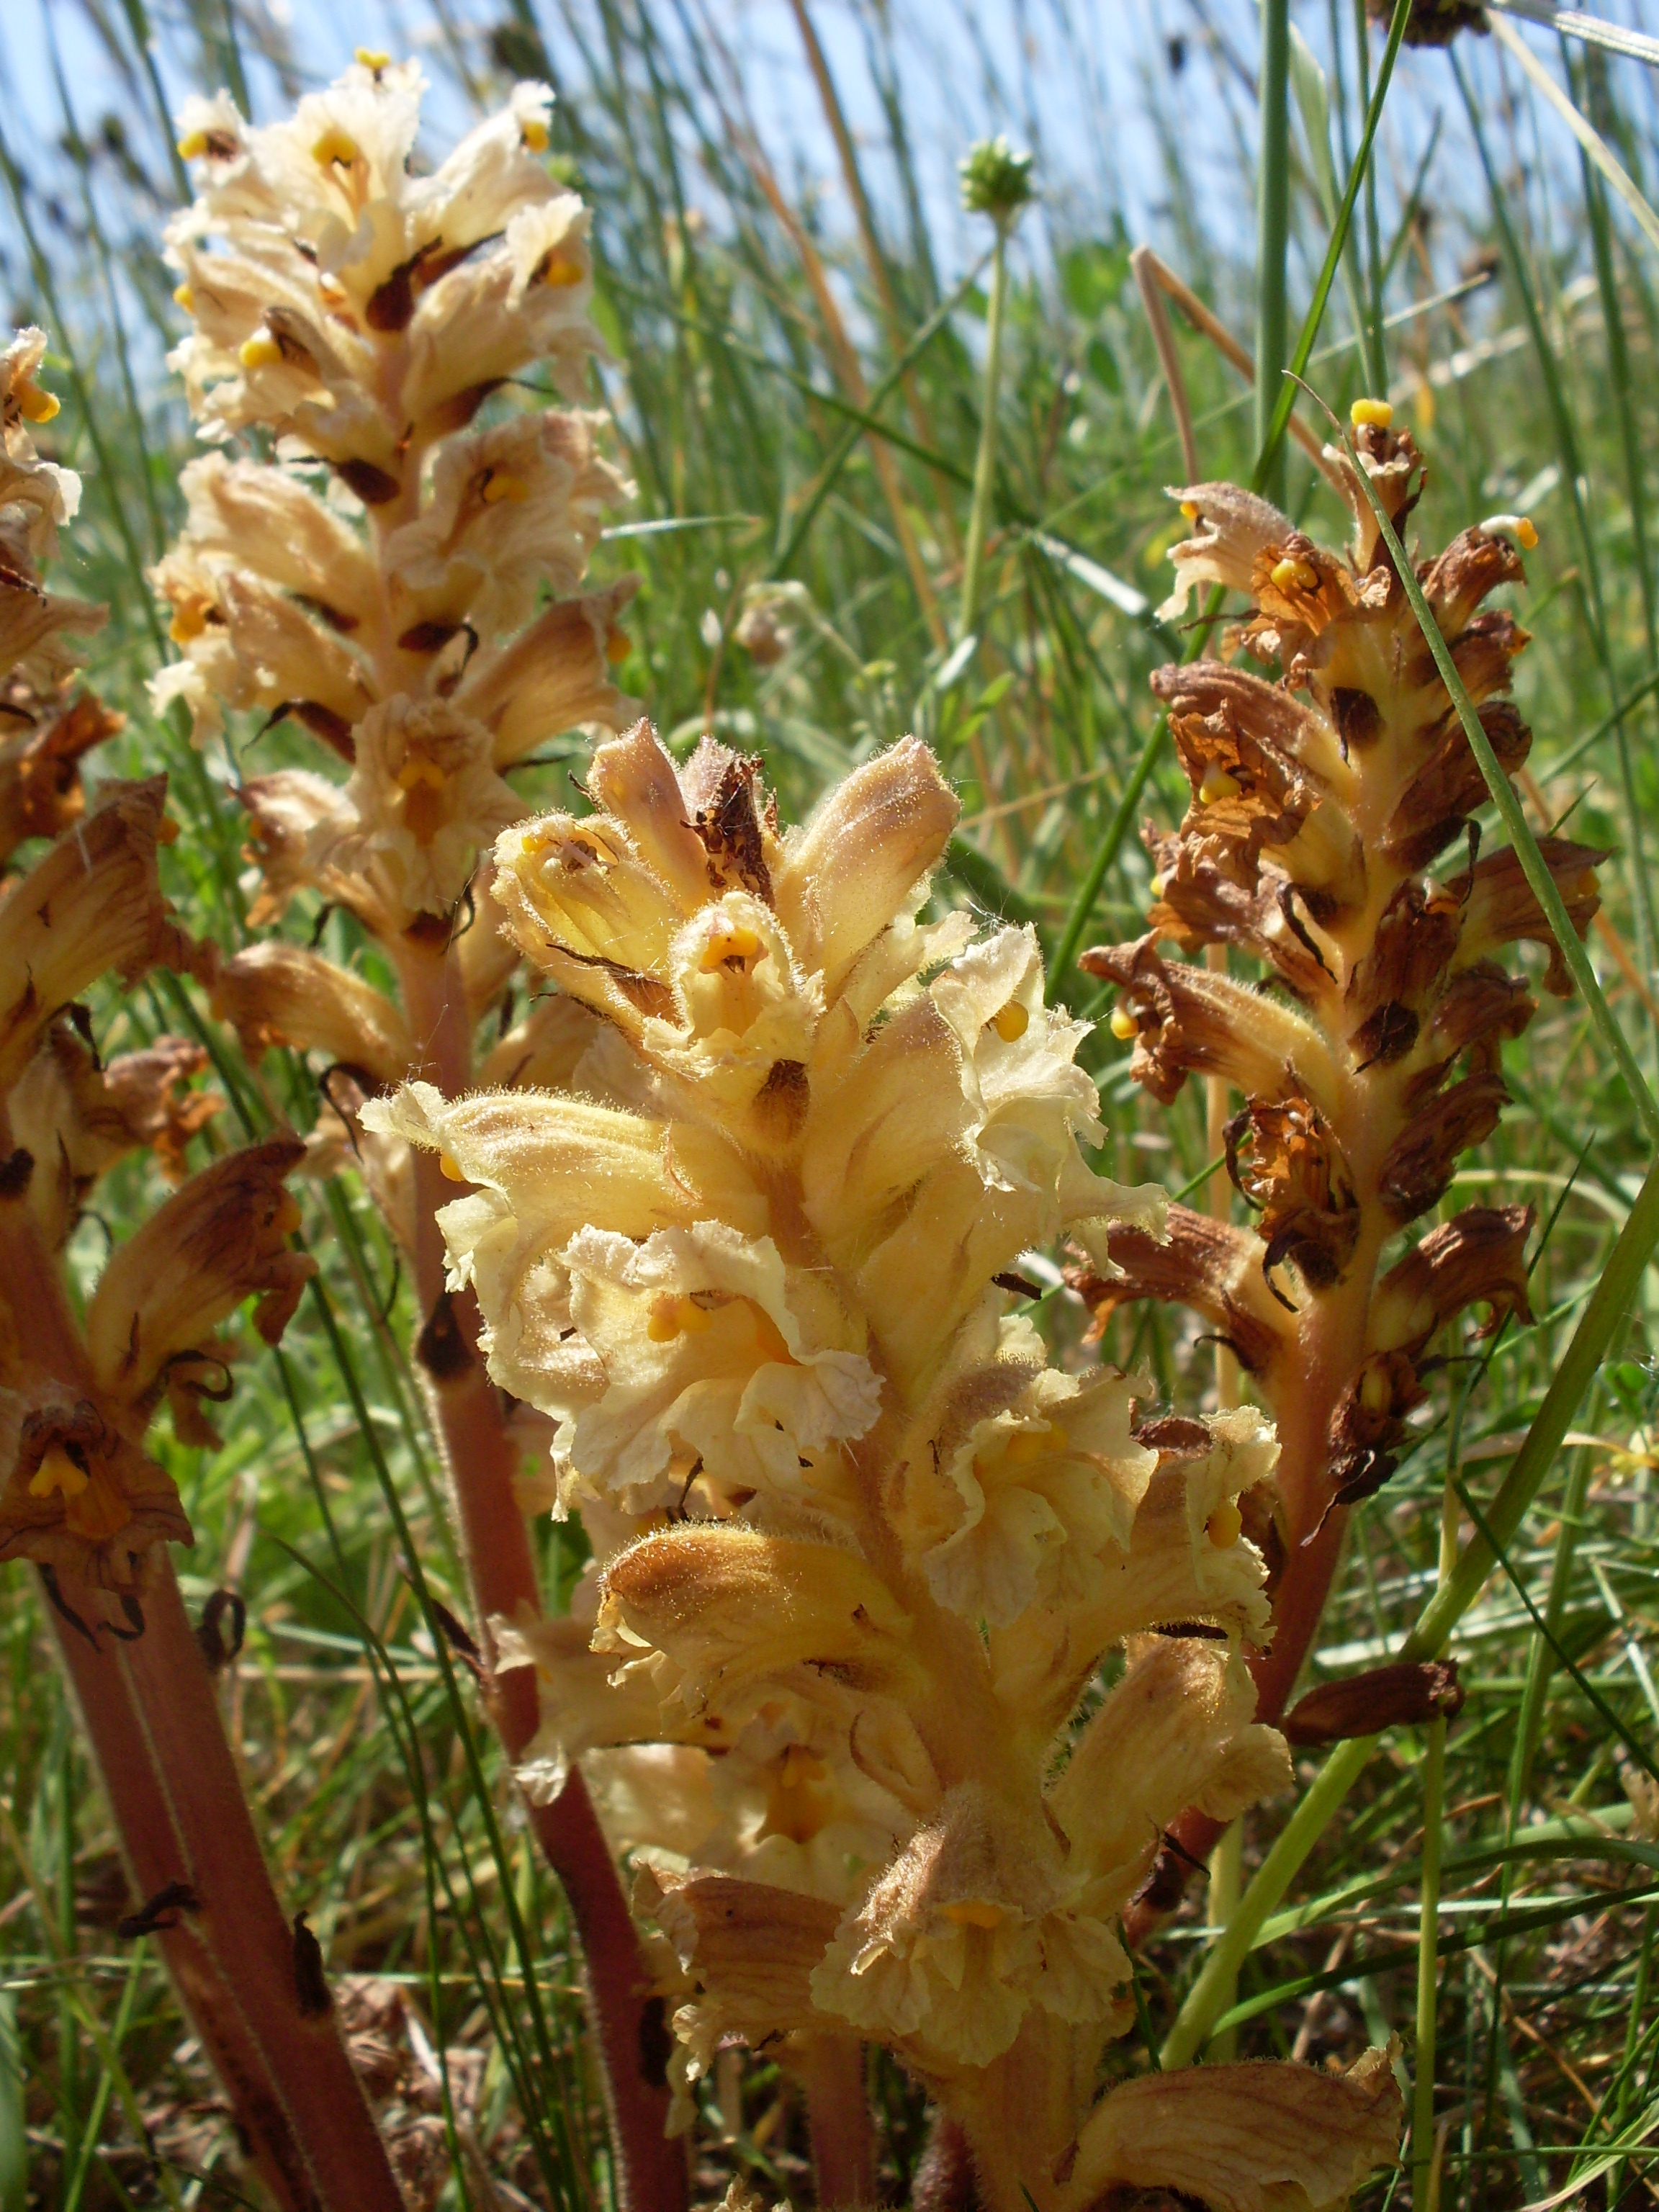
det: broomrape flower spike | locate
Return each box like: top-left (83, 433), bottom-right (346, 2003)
top-left (155, 55), bottom-right (637, 950)
top-left (366, 723), bottom-right (1401, 2211)
top-left (1076, 412), bottom-right (1589, 1883)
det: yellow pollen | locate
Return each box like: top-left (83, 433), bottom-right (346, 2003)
top-left (1205, 1497), bottom-right (1244, 1548)
top-left (1269, 555), bottom-right (1319, 593)
top-left (16, 378), bottom-right (60, 426)
top-left (439, 1153), bottom-right (467, 1183)
top-left (534, 248), bottom-right (585, 289)
top-left (272, 1192), bottom-right (302, 1238)
top-left (1349, 396), bottom-right (1393, 429)
top-left (992, 1000), bottom-right (1030, 1043)
top-left (699, 924), bottom-right (763, 972)
top-left (176, 130), bottom-right (210, 160)
top-left (169, 602), bottom-right (208, 645)
top-left (172, 283), bottom-right (195, 313)
top-left (312, 125), bottom-right (362, 168)
top-left (1199, 764), bottom-right (1241, 804)
top-left (606, 626), bottom-right (632, 665)
top-left (481, 471), bottom-right (530, 504)
top-left (355, 47), bottom-right (391, 67)
top-left (238, 332), bottom-right (282, 370)
top-left (1110, 1004), bottom-right (1138, 1042)
top-left (29, 1444), bottom-right (89, 1502)
top-left (521, 119), bottom-right (551, 151)
top-left (942, 1899), bottom-right (1004, 1930)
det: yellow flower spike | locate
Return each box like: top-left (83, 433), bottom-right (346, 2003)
top-left (942, 1899), bottom-right (1005, 1930)
top-left (1349, 395), bottom-right (1393, 429)
top-left (29, 1445), bottom-right (89, 1502)
top-left (311, 125), bottom-right (361, 168)
top-left (480, 471), bottom-right (531, 505)
top-left (1198, 763), bottom-right (1241, 805)
top-left (991, 999), bottom-right (1030, 1043)
top-left (1205, 1497), bottom-right (1244, 1548)
top-left (1109, 1004), bottom-right (1139, 1042)
top-left (238, 332), bottom-right (282, 371)
top-left (1269, 554), bottom-right (1319, 593)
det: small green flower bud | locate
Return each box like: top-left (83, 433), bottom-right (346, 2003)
top-left (958, 135), bottom-right (1034, 222)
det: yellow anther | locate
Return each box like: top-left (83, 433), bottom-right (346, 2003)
top-left (1516, 517), bottom-right (1539, 549)
top-left (678, 1299), bottom-right (713, 1335)
top-left (605, 626), bottom-right (632, 665)
top-left (354, 47), bottom-right (390, 68)
top-left (992, 1000), bottom-right (1030, 1043)
top-left (1109, 1004), bottom-right (1138, 1043)
top-left (439, 1153), bottom-right (467, 1183)
top-left (169, 602), bottom-right (207, 645)
top-left (15, 377), bottom-right (59, 425)
top-left (29, 1444), bottom-right (89, 1502)
top-left (942, 1899), bottom-right (1004, 1930)
top-left (534, 248), bottom-right (585, 289)
top-left (1349, 396), bottom-right (1393, 429)
top-left (1478, 511), bottom-right (1539, 551)
top-left (1205, 1497), bottom-right (1244, 1548)
top-left (172, 282), bottom-right (195, 313)
top-left (238, 332), bottom-right (282, 370)
top-left (1199, 763), bottom-right (1241, 805)
top-left (1179, 500), bottom-right (1200, 520)
top-left (1269, 554), bottom-right (1319, 593)
top-left (1149, 873), bottom-right (1166, 900)
top-left (698, 923), bottom-right (763, 972)
top-left (521, 118), bottom-right (551, 151)
top-left (480, 471), bottom-right (530, 504)
top-left (646, 1295), bottom-right (714, 1344)
top-left (1574, 871), bottom-right (1599, 898)
top-left (396, 758), bottom-right (448, 793)
top-left (312, 125), bottom-right (362, 168)
top-left (176, 130), bottom-right (210, 161)
top-left (1004, 1431), bottom-right (1049, 1467)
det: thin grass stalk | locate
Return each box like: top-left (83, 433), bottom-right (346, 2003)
top-left (1411, 1716), bottom-right (1446, 2211)
top-left (1352, 0), bottom-right (1388, 392)
top-left (1254, 0), bottom-right (1292, 508)
top-left (958, 220), bottom-right (1010, 647)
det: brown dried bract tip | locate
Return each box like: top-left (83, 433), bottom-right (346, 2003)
top-left (1283, 1658), bottom-right (1464, 1745)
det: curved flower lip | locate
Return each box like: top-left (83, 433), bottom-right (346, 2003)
top-left (635, 1863), bottom-right (840, 2074)
top-left (0, 777), bottom-right (199, 1092)
top-left (211, 940), bottom-right (413, 1087)
top-left (1157, 482), bottom-right (1295, 621)
top-left (1062, 2044), bottom-right (1402, 2212)
top-left (1066, 1206), bottom-right (1288, 1382)
top-left (0, 687), bottom-right (123, 868)
top-left (1, 327), bottom-right (83, 561)
top-left (84, 1135), bottom-right (315, 1414)
top-left (594, 1524), bottom-right (923, 1725)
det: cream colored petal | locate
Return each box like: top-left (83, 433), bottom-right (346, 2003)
top-left (1066, 2047), bottom-right (1402, 2212)
top-left (583, 721), bottom-right (713, 912)
top-left (635, 1864), bottom-right (841, 2072)
top-left (456, 580), bottom-right (639, 765)
top-left (1158, 482), bottom-right (1296, 621)
top-left (212, 942), bottom-right (413, 1085)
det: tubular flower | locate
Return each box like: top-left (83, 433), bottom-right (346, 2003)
top-left (367, 727), bottom-right (1398, 2209)
top-left (153, 57), bottom-right (635, 938)
top-left (1083, 418), bottom-right (1589, 1545)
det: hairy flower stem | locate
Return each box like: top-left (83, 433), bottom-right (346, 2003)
top-left (798, 2035), bottom-right (878, 2206)
top-left (6, 1204), bottom-right (403, 2212)
top-left (397, 942), bottom-right (684, 2212)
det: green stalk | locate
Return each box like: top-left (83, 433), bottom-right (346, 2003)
top-left (1159, 1144), bottom-right (1659, 2063)
top-left (1352, 0), bottom-right (1388, 390)
top-left (1255, 0), bottom-right (1292, 508)
top-left (958, 222), bottom-right (1012, 644)
top-left (1412, 1717), bottom-right (1446, 2211)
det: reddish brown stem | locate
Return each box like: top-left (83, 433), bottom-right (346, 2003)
top-left (6, 1197), bottom-right (403, 2211)
top-left (399, 943), bottom-right (685, 2212)
top-left (53, 1560), bottom-right (405, 2211)
top-left (796, 2035), bottom-right (879, 2208)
